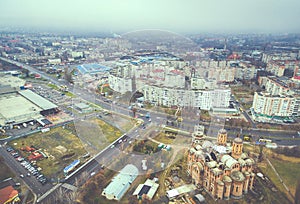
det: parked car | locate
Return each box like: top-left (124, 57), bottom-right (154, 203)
top-left (13, 153), bottom-right (19, 158)
top-left (16, 157), bottom-right (24, 162)
top-left (32, 171), bottom-right (38, 176)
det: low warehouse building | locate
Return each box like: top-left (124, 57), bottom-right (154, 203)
top-left (102, 164), bottom-right (139, 201)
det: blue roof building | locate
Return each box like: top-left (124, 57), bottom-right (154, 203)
top-left (77, 63), bottom-right (111, 75)
top-left (102, 164), bottom-right (139, 201)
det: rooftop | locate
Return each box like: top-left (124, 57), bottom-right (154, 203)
top-left (77, 63), bottom-right (111, 75)
top-left (102, 164), bottom-right (139, 201)
top-left (0, 74), bottom-right (25, 89)
top-left (231, 171), bottom-right (245, 182)
top-left (19, 89), bottom-right (58, 110)
top-left (166, 184), bottom-right (197, 199)
top-left (0, 185), bottom-right (19, 204)
top-left (233, 137), bottom-right (243, 144)
top-left (74, 103), bottom-right (90, 110)
top-left (0, 92), bottom-right (42, 126)
top-left (133, 179), bottom-right (159, 200)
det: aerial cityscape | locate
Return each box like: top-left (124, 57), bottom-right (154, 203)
top-left (0, 1), bottom-right (300, 204)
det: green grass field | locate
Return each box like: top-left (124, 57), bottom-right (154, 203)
top-left (268, 157), bottom-right (300, 196)
top-left (257, 152), bottom-right (299, 203)
top-left (96, 119), bottom-right (123, 143)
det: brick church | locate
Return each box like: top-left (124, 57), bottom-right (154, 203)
top-left (187, 128), bottom-right (255, 200)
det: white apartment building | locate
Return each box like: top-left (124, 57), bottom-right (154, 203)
top-left (108, 75), bottom-right (132, 94)
top-left (266, 61), bottom-right (286, 77)
top-left (235, 65), bottom-right (257, 80)
top-left (142, 85), bottom-right (231, 110)
top-left (252, 92), bottom-right (295, 117)
top-left (108, 61), bottom-right (231, 109)
top-left (262, 53), bottom-right (298, 63)
top-left (259, 76), bottom-right (299, 96)
top-left (164, 73), bottom-right (185, 88)
top-left (194, 67), bottom-right (235, 83)
top-left (198, 60), bottom-right (228, 68)
top-left (293, 97), bottom-right (300, 117)
top-left (191, 78), bottom-right (217, 90)
top-left (264, 76), bottom-right (292, 96)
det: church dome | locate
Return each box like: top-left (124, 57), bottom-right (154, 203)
top-left (233, 137), bottom-right (243, 144)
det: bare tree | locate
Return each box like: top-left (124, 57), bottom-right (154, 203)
top-left (46, 185), bottom-right (80, 204)
top-left (64, 67), bottom-right (74, 83)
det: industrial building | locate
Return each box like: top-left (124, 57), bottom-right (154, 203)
top-left (0, 75), bottom-right (58, 129)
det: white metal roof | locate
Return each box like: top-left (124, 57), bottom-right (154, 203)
top-left (18, 90), bottom-right (58, 110)
top-left (102, 164), bottom-right (138, 201)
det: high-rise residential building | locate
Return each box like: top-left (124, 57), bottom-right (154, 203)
top-left (252, 92), bottom-right (295, 117)
top-left (142, 85), bottom-right (231, 110)
top-left (263, 76), bottom-right (292, 96)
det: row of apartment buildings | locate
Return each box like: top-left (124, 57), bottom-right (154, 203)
top-left (108, 59), bottom-right (259, 94)
top-left (108, 60), bottom-right (232, 110)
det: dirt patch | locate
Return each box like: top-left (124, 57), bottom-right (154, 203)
top-left (55, 145), bottom-right (67, 154)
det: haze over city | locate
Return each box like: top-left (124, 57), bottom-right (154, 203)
top-left (1, 0), bottom-right (300, 33)
top-left (1, 0), bottom-right (300, 204)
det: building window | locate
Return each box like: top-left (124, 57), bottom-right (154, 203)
top-left (236, 186), bottom-right (238, 192)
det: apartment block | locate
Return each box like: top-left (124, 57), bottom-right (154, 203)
top-left (252, 92), bottom-right (295, 117)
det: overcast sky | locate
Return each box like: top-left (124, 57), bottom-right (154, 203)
top-left (0, 0), bottom-right (300, 34)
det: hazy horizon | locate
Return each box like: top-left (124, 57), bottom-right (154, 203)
top-left (1, 0), bottom-right (300, 34)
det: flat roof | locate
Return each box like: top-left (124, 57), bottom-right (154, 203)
top-left (167, 184), bottom-right (197, 199)
top-left (74, 103), bottom-right (90, 109)
top-left (0, 93), bottom-right (42, 126)
top-left (0, 74), bottom-right (25, 89)
top-left (77, 63), bottom-right (111, 75)
top-left (18, 90), bottom-right (58, 110)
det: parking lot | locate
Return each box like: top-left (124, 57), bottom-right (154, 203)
top-left (31, 83), bottom-right (72, 106)
top-left (6, 146), bottom-right (48, 185)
